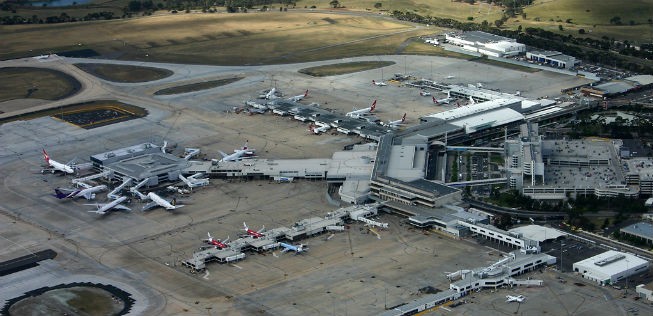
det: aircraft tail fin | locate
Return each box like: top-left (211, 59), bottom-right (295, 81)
top-left (171, 198), bottom-right (176, 206)
top-left (371, 100), bottom-right (377, 111)
top-left (42, 149), bottom-right (50, 163)
top-left (304, 90), bottom-right (308, 97)
top-left (401, 113), bottom-right (406, 122)
top-left (53, 188), bottom-right (67, 199)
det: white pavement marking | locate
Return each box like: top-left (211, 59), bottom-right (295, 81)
top-left (231, 264), bottom-right (243, 269)
top-left (202, 269), bottom-right (210, 280)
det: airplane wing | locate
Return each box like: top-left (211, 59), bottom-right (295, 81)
top-left (142, 201), bottom-right (158, 211)
top-left (167, 205), bottom-right (185, 211)
top-left (218, 150), bottom-right (229, 158)
top-left (114, 204), bottom-right (131, 211)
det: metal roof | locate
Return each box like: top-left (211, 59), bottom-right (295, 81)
top-left (620, 222), bottom-right (653, 240)
top-left (574, 250), bottom-right (649, 276)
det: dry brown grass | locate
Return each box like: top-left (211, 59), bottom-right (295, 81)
top-left (298, 61), bottom-right (395, 77)
top-left (0, 67), bottom-right (81, 104)
top-left (0, 12), bottom-right (418, 65)
top-left (74, 63), bottom-right (173, 82)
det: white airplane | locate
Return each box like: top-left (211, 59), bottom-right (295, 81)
top-left (53, 185), bottom-right (107, 200)
top-left (178, 173), bottom-right (209, 189)
top-left (288, 90), bottom-right (309, 102)
top-left (445, 75), bottom-right (455, 79)
top-left (260, 87), bottom-right (280, 100)
top-left (307, 123), bottom-right (330, 135)
top-left (279, 242), bottom-right (308, 254)
top-left (419, 90), bottom-right (431, 97)
top-left (432, 96), bottom-right (453, 105)
top-left (346, 100), bottom-right (377, 118)
top-left (385, 113), bottom-right (406, 129)
top-left (86, 196), bottom-right (131, 215)
top-left (232, 141), bottom-right (255, 156)
top-left (161, 141), bottom-right (168, 154)
top-left (41, 149), bottom-right (75, 174)
top-left (372, 80), bottom-right (387, 86)
top-left (506, 295), bottom-right (525, 303)
top-left (142, 192), bottom-right (184, 211)
top-left (166, 186), bottom-right (191, 195)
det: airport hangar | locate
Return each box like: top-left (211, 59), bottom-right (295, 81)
top-left (572, 250), bottom-right (650, 286)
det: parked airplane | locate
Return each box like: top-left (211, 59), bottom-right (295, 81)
top-left (506, 295), bottom-right (525, 303)
top-left (166, 186), bottom-right (191, 195)
top-left (346, 100), bottom-right (377, 118)
top-left (42, 149), bottom-right (75, 174)
top-left (54, 185), bottom-right (107, 200)
top-left (446, 75), bottom-right (455, 79)
top-left (432, 96), bottom-right (453, 105)
top-left (419, 90), bottom-right (431, 97)
top-left (308, 123), bottom-right (331, 135)
top-left (233, 141), bottom-right (256, 156)
top-left (288, 90), bottom-right (309, 102)
top-left (260, 87), bottom-right (280, 100)
top-left (385, 113), bottom-right (406, 128)
top-left (372, 80), bottom-right (387, 86)
top-left (142, 192), bottom-right (184, 211)
top-left (243, 222), bottom-right (265, 238)
top-left (86, 196), bottom-right (131, 215)
top-left (279, 242), bottom-right (308, 254)
top-left (204, 232), bottom-right (230, 249)
top-left (178, 174), bottom-right (209, 189)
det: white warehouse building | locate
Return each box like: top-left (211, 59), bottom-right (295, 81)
top-left (572, 250), bottom-right (649, 286)
top-left (445, 31), bottom-right (525, 57)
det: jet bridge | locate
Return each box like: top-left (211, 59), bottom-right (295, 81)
top-left (71, 170), bottom-right (111, 186)
top-left (107, 178), bottom-right (132, 200)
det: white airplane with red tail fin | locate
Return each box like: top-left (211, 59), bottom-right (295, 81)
top-left (372, 80), bottom-right (387, 86)
top-left (346, 100), bottom-right (377, 118)
top-left (385, 113), bottom-right (406, 129)
top-left (288, 90), bottom-right (309, 102)
top-left (42, 149), bottom-right (75, 174)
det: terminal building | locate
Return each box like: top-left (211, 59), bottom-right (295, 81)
top-left (572, 250), bottom-right (649, 286)
top-left (445, 31), bottom-right (525, 57)
top-left (90, 143), bottom-right (190, 186)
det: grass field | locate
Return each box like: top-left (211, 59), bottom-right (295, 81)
top-left (74, 63), bottom-right (173, 82)
top-left (298, 61), bottom-right (394, 77)
top-left (506, 0), bottom-right (653, 43)
top-left (0, 12), bottom-right (433, 65)
top-left (154, 77), bottom-right (244, 95)
top-left (0, 67), bottom-right (81, 103)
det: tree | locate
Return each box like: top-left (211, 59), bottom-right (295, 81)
top-left (329, 0), bottom-right (339, 8)
top-left (578, 28), bottom-right (585, 34)
top-left (128, 0), bottom-right (142, 12)
top-left (494, 19), bottom-right (503, 27)
top-left (374, 2), bottom-right (381, 9)
top-left (558, 24), bottom-right (563, 31)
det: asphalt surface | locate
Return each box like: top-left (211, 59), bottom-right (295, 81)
top-left (1, 53), bottom-right (647, 315)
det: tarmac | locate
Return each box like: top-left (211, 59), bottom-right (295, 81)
top-left (1, 54), bottom-right (648, 315)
